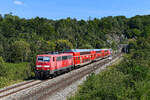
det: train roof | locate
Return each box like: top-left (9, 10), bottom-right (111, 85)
top-left (65, 49), bottom-right (90, 52)
top-left (64, 49), bottom-right (104, 52)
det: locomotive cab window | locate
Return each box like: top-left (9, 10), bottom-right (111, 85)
top-left (37, 56), bottom-right (50, 62)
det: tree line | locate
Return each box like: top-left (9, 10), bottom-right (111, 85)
top-left (0, 14), bottom-right (150, 63)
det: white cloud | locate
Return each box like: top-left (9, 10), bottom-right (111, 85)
top-left (13, 0), bottom-right (23, 5)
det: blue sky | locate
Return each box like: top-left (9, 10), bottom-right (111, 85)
top-left (0, 0), bottom-right (150, 20)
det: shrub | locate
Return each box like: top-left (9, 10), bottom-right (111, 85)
top-left (0, 62), bottom-right (33, 88)
top-left (11, 40), bottom-right (31, 63)
top-left (69, 69), bottom-right (131, 100)
top-left (4, 62), bottom-right (32, 80)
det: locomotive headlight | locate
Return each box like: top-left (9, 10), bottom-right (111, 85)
top-left (44, 65), bottom-right (50, 68)
top-left (36, 65), bottom-right (41, 67)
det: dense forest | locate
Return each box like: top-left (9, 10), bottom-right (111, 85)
top-left (0, 13), bottom-right (150, 89)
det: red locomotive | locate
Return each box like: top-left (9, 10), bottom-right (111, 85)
top-left (35, 49), bottom-right (112, 79)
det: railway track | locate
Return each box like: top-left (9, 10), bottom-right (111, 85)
top-left (22, 53), bottom-right (122, 100)
top-left (0, 53), bottom-right (121, 100)
top-left (0, 79), bottom-right (48, 99)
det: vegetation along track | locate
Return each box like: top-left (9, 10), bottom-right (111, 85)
top-left (21, 53), bottom-right (122, 100)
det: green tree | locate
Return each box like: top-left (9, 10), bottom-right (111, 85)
top-left (0, 44), bottom-right (4, 57)
top-left (55, 39), bottom-right (73, 51)
top-left (11, 40), bottom-right (31, 62)
top-left (0, 14), bottom-right (2, 21)
top-left (142, 25), bottom-right (150, 37)
top-left (40, 40), bottom-right (56, 53)
top-left (79, 43), bottom-right (93, 49)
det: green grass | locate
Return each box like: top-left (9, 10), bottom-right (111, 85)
top-left (0, 62), bottom-right (34, 88)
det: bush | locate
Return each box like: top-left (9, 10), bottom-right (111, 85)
top-left (133, 80), bottom-right (150, 100)
top-left (0, 62), bottom-right (33, 88)
top-left (69, 69), bottom-right (132, 100)
top-left (4, 62), bottom-right (32, 80)
top-left (11, 40), bottom-right (31, 63)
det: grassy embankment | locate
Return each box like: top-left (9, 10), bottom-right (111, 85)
top-left (69, 54), bottom-right (150, 100)
top-left (0, 62), bottom-right (33, 88)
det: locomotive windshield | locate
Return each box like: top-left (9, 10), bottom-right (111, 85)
top-left (37, 56), bottom-right (50, 62)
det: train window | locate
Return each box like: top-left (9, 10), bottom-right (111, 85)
top-left (68, 55), bottom-right (72, 59)
top-left (56, 57), bottom-right (62, 61)
top-left (62, 56), bottom-right (67, 60)
top-left (37, 56), bottom-right (50, 62)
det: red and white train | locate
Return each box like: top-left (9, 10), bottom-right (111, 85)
top-left (35, 49), bottom-right (112, 79)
